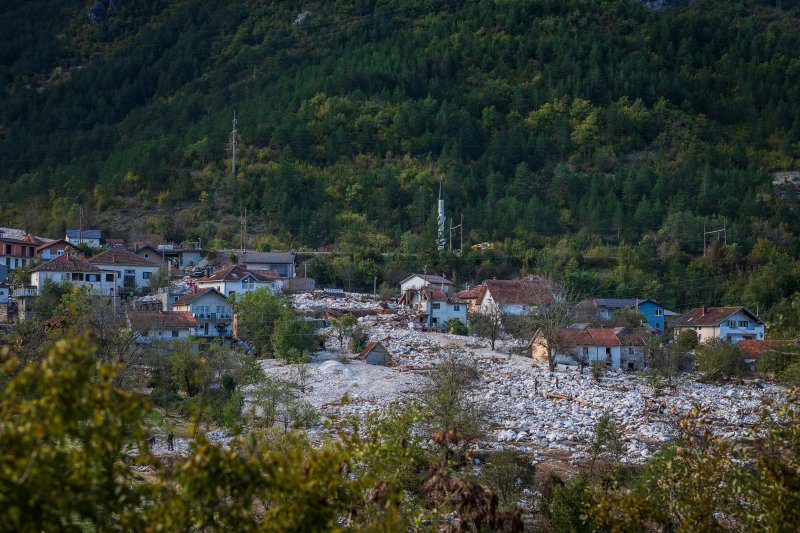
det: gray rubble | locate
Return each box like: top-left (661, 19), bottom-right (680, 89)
top-left (254, 291), bottom-right (787, 463)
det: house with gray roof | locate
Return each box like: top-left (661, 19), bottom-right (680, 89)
top-left (65, 229), bottom-right (102, 248)
top-left (235, 251), bottom-right (296, 278)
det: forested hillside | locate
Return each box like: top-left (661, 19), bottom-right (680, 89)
top-left (3, 0), bottom-right (800, 326)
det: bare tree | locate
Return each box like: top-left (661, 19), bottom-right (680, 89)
top-left (526, 295), bottom-right (577, 372)
top-left (469, 301), bottom-right (504, 350)
top-left (644, 334), bottom-right (682, 386)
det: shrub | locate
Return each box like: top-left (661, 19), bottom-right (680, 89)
top-left (272, 313), bottom-right (317, 362)
top-left (348, 326), bottom-right (368, 353)
top-left (695, 338), bottom-right (745, 381)
top-left (446, 318), bottom-right (468, 335)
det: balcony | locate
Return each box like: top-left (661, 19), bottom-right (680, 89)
top-left (194, 312), bottom-right (233, 321)
top-left (13, 288), bottom-right (38, 298)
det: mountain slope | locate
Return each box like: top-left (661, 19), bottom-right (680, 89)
top-left (1, 0), bottom-right (800, 252)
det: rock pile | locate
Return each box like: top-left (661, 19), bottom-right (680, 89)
top-left (270, 295), bottom-right (786, 464)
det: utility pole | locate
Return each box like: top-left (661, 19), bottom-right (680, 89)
top-left (239, 208), bottom-right (247, 251)
top-left (79, 206), bottom-right (83, 245)
top-left (231, 110), bottom-right (238, 177)
top-left (449, 212), bottom-right (463, 255)
top-left (703, 222), bottom-right (727, 256)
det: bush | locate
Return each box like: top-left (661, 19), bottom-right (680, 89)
top-left (695, 338), bottom-right (745, 381)
top-left (272, 313), bottom-right (317, 362)
top-left (541, 474), bottom-right (599, 533)
top-left (348, 326), bottom-right (368, 353)
top-left (590, 361), bottom-right (605, 381)
top-left (420, 353), bottom-right (486, 450)
top-left (480, 450), bottom-right (537, 509)
top-left (446, 318), bottom-right (468, 335)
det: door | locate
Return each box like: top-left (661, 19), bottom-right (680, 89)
top-left (123, 269), bottom-right (135, 289)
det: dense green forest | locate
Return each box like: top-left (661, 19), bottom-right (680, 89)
top-left (2, 0), bottom-right (800, 327)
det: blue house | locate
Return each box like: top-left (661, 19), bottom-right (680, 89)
top-left (576, 298), bottom-right (673, 332)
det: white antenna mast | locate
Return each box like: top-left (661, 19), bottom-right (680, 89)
top-left (231, 110), bottom-right (238, 177)
top-left (437, 177), bottom-right (446, 251)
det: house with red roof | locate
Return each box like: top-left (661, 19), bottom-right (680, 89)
top-left (737, 339), bottom-right (799, 373)
top-left (454, 286), bottom-right (482, 313)
top-left (671, 306), bottom-right (764, 344)
top-left (478, 276), bottom-right (563, 316)
top-left (88, 248), bottom-right (161, 291)
top-left (196, 265), bottom-right (282, 299)
top-left (36, 239), bottom-right (75, 260)
top-left (129, 311), bottom-right (198, 343)
top-left (30, 253), bottom-right (118, 296)
top-left (530, 327), bottom-right (646, 371)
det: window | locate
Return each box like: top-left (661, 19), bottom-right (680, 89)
top-left (738, 320), bottom-right (748, 328)
top-left (748, 322), bottom-right (755, 330)
top-left (144, 253), bottom-right (149, 259)
top-left (57, 249), bottom-right (64, 256)
top-left (143, 271), bottom-right (151, 280)
top-left (242, 278), bottom-right (254, 290)
top-left (727, 320), bottom-right (737, 328)
top-left (172, 330), bottom-right (179, 338)
top-left (195, 305), bottom-right (209, 318)
top-left (453, 305), bottom-right (460, 311)
top-left (71, 273), bottom-right (84, 281)
top-left (432, 303), bottom-right (441, 310)
top-left (628, 347), bottom-right (634, 355)
top-left (431, 317), bottom-right (438, 324)
top-left (582, 347), bottom-right (589, 356)
top-left (106, 274), bottom-right (114, 282)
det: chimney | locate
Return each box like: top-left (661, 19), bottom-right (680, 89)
top-left (701, 306), bottom-right (707, 316)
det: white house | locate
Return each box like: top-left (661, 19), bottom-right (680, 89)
top-left (130, 311), bottom-right (198, 344)
top-left (671, 306), bottom-right (764, 344)
top-left (399, 273), bottom-right (453, 296)
top-left (31, 253), bottom-right (117, 296)
top-left (236, 251), bottom-right (296, 278)
top-left (530, 327), bottom-right (646, 371)
top-left (196, 265), bottom-right (282, 299)
top-left (478, 277), bottom-right (563, 316)
top-left (172, 288), bottom-right (233, 338)
top-left (65, 229), bottom-right (102, 248)
top-left (400, 285), bottom-right (467, 331)
top-left (88, 248), bottom-right (160, 292)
